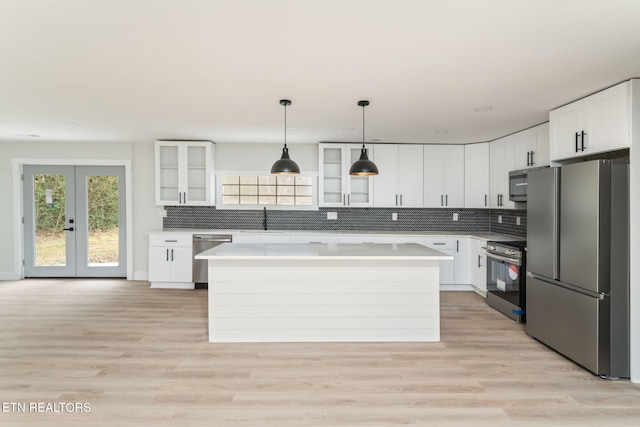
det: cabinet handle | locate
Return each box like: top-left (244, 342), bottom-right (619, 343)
top-left (343, 194), bottom-right (346, 206)
top-left (348, 194), bottom-right (350, 205)
top-left (575, 132), bottom-right (579, 152)
top-left (478, 254), bottom-right (481, 267)
top-left (530, 151), bottom-right (535, 166)
top-left (581, 131), bottom-right (586, 151)
top-left (484, 194), bottom-right (488, 207)
top-left (183, 192), bottom-right (187, 204)
top-left (441, 194), bottom-right (444, 206)
top-left (166, 249), bottom-right (169, 261)
top-left (527, 151), bottom-right (531, 167)
top-left (445, 194), bottom-right (448, 206)
top-left (456, 240), bottom-right (459, 252)
top-left (164, 239), bottom-right (178, 243)
top-left (395, 194), bottom-right (398, 206)
top-left (400, 194), bottom-right (403, 206)
top-left (433, 242), bottom-right (446, 246)
top-left (171, 249), bottom-right (174, 261)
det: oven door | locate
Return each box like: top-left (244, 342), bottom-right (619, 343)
top-left (486, 253), bottom-right (522, 294)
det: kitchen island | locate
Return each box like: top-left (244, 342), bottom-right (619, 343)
top-left (195, 243), bottom-right (452, 343)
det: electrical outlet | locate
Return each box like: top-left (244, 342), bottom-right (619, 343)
top-left (327, 211), bottom-right (338, 220)
top-left (392, 213), bottom-right (398, 221)
top-left (498, 215), bottom-right (503, 224)
top-left (453, 213), bottom-right (459, 221)
top-left (516, 216), bottom-right (521, 226)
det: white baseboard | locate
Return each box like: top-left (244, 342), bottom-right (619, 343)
top-left (150, 282), bottom-right (195, 289)
top-left (439, 284), bottom-right (474, 291)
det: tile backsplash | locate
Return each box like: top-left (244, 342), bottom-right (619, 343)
top-left (164, 206), bottom-right (527, 237)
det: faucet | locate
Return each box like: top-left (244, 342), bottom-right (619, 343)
top-left (263, 207), bottom-right (267, 230)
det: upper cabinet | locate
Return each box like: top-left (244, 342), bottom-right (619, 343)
top-left (318, 143), bottom-right (374, 207)
top-left (514, 123), bottom-right (550, 170)
top-left (155, 140), bottom-right (215, 206)
top-left (550, 81), bottom-right (630, 161)
top-left (464, 143), bottom-right (490, 208)
top-left (489, 135), bottom-right (516, 209)
top-left (373, 144), bottom-right (424, 207)
top-left (423, 145), bottom-right (465, 208)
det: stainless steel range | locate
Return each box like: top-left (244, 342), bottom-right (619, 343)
top-left (486, 240), bottom-right (527, 322)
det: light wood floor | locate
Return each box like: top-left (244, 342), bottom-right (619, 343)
top-left (0, 280), bottom-right (638, 427)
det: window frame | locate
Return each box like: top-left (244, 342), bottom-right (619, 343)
top-left (215, 170), bottom-right (319, 210)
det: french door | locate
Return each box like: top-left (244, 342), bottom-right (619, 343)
top-left (23, 165), bottom-right (126, 278)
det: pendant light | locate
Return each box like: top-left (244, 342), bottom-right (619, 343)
top-left (349, 100), bottom-right (379, 176)
top-left (271, 99), bottom-right (300, 174)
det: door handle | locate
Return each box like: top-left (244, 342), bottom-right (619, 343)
top-left (527, 151), bottom-right (531, 167)
top-left (530, 151), bottom-right (535, 166)
top-left (581, 131), bottom-right (586, 151)
top-left (575, 132), bottom-right (579, 152)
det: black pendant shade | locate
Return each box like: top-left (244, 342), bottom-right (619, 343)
top-left (349, 100), bottom-right (379, 176)
top-left (349, 146), bottom-right (378, 176)
top-left (271, 99), bottom-right (300, 174)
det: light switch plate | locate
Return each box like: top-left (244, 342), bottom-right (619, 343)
top-left (516, 216), bottom-right (521, 225)
top-left (327, 211), bottom-right (338, 220)
top-left (453, 213), bottom-right (459, 221)
top-left (392, 213), bottom-right (398, 221)
top-left (498, 215), bottom-right (503, 224)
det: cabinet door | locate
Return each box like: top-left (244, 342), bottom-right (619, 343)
top-left (464, 143), bottom-right (490, 208)
top-left (372, 145), bottom-right (399, 207)
top-left (532, 122), bottom-right (550, 168)
top-left (453, 238), bottom-right (470, 285)
top-left (397, 145), bottom-right (424, 207)
top-left (156, 143), bottom-right (181, 205)
top-left (490, 136), bottom-right (516, 209)
top-left (319, 144), bottom-right (346, 207)
top-left (514, 127), bottom-right (536, 170)
top-left (550, 104), bottom-right (580, 161)
top-left (442, 146), bottom-right (465, 207)
top-left (423, 146), bottom-right (445, 207)
top-left (170, 246), bottom-right (193, 282)
top-left (148, 246), bottom-right (172, 282)
top-left (183, 144), bottom-right (212, 205)
top-left (347, 144), bottom-right (375, 207)
top-left (582, 82), bottom-right (630, 155)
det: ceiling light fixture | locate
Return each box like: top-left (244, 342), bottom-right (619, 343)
top-left (349, 100), bottom-right (378, 176)
top-left (270, 99), bottom-right (300, 174)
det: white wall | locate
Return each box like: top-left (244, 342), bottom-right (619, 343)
top-left (0, 139), bottom-right (160, 280)
top-left (215, 143), bottom-right (318, 172)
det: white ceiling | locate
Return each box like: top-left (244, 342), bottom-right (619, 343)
top-left (2, 0), bottom-right (640, 146)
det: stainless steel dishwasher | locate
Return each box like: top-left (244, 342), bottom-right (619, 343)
top-left (193, 234), bottom-right (232, 288)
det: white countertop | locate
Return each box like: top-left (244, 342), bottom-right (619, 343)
top-left (195, 242), bottom-right (453, 260)
top-left (154, 228), bottom-right (521, 241)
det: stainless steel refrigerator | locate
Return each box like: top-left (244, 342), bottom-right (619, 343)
top-left (526, 160), bottom-right (629, 378)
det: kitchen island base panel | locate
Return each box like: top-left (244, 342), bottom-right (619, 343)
top-left (207, 258), bottom-right (440, 343)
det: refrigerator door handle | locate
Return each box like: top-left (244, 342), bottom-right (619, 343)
top-left (526, 272), bottom-right (607, 300)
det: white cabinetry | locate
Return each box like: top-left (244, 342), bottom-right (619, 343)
top-left (464, 143), bottom-right (490, 208)
top-left (469, 238), bottom-right (488, 296)
top-left (148, 233), bottom-right (194, 288)
top-left (319, 144), bottom-right (374, 207)
top-left (489, 135), bottom-right (516, 209)
top-left (550, 81), bottom-right (630, 161)
top-left (155, 140), bottom-right (215, 206)
top-left (423, 145), bottom-right (465, 208)
top-left (373, 144), bottom-right (424, 207)
top-left (514, 123), bottom-right (550, 170)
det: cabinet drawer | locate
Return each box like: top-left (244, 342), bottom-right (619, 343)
top-left (149, 233), bottom-right (192, 247)
top-left (422, 238), bottom-right (455, 250)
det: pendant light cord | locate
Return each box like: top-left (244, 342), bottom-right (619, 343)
top-left (284, 102), bottom-right (288, 150)
top-left (361, 103), bottom-right (365, 149)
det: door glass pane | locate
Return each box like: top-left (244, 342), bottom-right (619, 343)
top-left (87, 175), bottom-right (119, 266)
top-left (34, 174), bottom-right (67, 266)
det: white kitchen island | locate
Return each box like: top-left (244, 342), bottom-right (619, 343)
top-left (195, 243), bottom-right (452, 343)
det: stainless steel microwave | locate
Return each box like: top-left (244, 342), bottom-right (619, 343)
top-left (509, 166), bottom-right (548, 202)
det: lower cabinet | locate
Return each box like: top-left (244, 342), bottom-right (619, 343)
top-left (148, 233), bottom-right (194, 288)
top-left (469, 238), bottom-right (488, 296)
